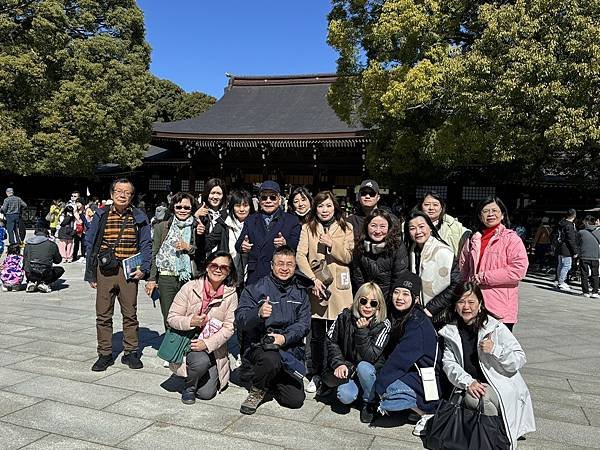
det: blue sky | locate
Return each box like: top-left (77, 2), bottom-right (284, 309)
top-left (137, 1), bottom-right (339, 99)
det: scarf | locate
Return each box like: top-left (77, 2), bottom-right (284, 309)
top-left (363, 239), bottom-right (386, 255)
top-left (319, 217), bottom-right (336, 230)
top-left (155, 216), bottom-right (194, 281)
top-left (207, 209), bottom-right (221, 233)
top-left (479, 224), bottom-right (500, 268)
top-left (202, 277), bottom-right (225, 314)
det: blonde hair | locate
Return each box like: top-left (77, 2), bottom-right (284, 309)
top-left (352, 282), bottom-right (387, 323)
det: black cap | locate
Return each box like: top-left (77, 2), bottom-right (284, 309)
top-left (259, 180), bottom-right (281, 194)
top-left (359, 180), bottom-right (379, 194)
top-left (392, 271), bottom-right (422, 299)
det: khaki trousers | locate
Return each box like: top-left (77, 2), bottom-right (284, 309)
top-left (95, 266), bottom-right (139, 356)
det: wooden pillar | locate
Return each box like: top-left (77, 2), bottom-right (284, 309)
top-left (312, 144), bottom-right (319, 191)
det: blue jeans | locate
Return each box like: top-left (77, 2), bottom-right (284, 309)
top-left (378, 379), bottom-right (417, 415)
top-left (557, 255), bottom-right (572, 285)
top-left (337, 361), bottom-right (377, 404)
top-left (5, 213), bottom-right (20, 245)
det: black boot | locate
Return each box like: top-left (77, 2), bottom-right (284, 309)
top-left (182, 378), bottom-right (197, 405)
top-left (360, 402), bottom-right (375, 423)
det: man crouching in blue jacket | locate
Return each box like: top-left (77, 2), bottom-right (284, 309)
top-left (236, 245), bottom-right (312, 415)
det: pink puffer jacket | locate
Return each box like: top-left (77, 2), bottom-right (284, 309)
top-left (459, 224), bottom-right (528, 324)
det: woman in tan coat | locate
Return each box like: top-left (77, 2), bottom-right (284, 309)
top-left (297, 191), bottom-right (354, 393)
top-left (167, 251), bottom-right (238, 405)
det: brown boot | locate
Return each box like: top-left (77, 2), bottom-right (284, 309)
top-left (240, 387), bottom-right (267, 415)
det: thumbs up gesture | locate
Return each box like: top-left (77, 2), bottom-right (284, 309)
top-left (241, 234), bottom-right (253, 253)
top-left (480, 332), bottom-right (494, 354)
top-left (273, 231), bottom-right (286, 248)
top-left (318, 228), bottom-right (333, 248)
top-left (259, 296), bottom-right (272, 319)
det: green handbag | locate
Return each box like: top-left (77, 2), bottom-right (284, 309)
top-left (157, 328), bottom-right (198, 364)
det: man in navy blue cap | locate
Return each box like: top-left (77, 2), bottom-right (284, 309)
top-left (235, 180), bottom-right (301, 285)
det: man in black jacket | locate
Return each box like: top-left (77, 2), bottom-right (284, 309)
top-left (556, 208), bottom-right (579, 291)
top-left (235, 246), bottom-right (312, 415)
top-left (23, 226), bottom-right (64, 293)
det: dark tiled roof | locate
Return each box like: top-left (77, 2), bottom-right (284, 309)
top-left (152, 74), bottom-right (367, 139)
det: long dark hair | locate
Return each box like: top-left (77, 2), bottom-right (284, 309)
top-left (418, 191), bottom-right (446, 225)
top-left (477, 196), bottom-right (510, 229)
top-left (449, 281), bottom-right (499, 331)
top-left (203, 178), bottom-right (227, 211)
top-left (385, 287), bottom-right (423, 355)
top-left (200, 250), bottom-right (238, 287)
top-left (307, 191), bottom-right (348, 235)
top-left (403, 210), bottom-right (449, 249)
top-left (356, 208), bottom-right (403, 257)
top-left (227, 190), bottom-right (254, 220)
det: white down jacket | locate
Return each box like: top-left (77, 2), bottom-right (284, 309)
top-left (439, 317), bottom-right (536, 449)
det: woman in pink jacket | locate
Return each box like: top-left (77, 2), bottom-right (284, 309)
top-left (167, 251), bottom-right (238, 404)
top-left (459, 196), bottom-right (528, 331)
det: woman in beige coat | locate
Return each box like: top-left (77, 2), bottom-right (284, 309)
top-left (167, 251), bottom-right (238, 405)
top-left (296, 191), bottom-right (354, 393)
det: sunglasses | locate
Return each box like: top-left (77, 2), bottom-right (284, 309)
top-left (207, 263), bottom-right (231, 273)
top-left (359, 297), bottom-right (379, 308)
top-left (260, 194), bottom-right (278, 202)
top-left (360, 190), bottom-right (377, 197)
top-left (174, 205), bottom-right (192, 211)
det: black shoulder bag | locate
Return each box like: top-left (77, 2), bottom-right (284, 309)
top-left (97, 215), bottom-right (129, 275)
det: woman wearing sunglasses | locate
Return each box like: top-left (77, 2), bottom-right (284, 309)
top-left (296, 191), bottom-right (355, 394)
top-left (146, 192), bottom-right (200, 332)
top-left (167, 251), bottom-right (238, 404)
top-left (324, 282), bottom-right (390, 423)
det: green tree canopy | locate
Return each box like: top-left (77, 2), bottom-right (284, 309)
top-left (327, 0), bottom-right (600, 181)
top-left (152, 77), bottom-right (215, 123)
top-left (0, 0), bottom-right (156, 176)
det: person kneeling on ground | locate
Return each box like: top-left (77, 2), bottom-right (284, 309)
top-left (325, 282), bottom-right (391, 423)
top-left (23, 226), bottom-right (64, 293)
top-left (375, 271), bottom-right (441, 436)
top-left (438, 282), bottom-right (535, 448)
top-left (167, 251), bottom-right (239, 404)
top-left (235, 245), bottom-right (312, 415)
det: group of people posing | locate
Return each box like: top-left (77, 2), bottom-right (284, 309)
top-left (82, 177), bottom-right (534, 448)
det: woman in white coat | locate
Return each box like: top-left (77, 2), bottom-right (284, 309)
top-left (438, 281), bottom-right (535, 449)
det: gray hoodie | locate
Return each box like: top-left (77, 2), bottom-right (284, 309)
top-left (23, 233), bottom-right (61, 273)
top-left (578, 226), bottom-right (600, 260)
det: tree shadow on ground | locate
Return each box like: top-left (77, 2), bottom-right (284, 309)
top-left (111, 327), bottom-right (162, 358)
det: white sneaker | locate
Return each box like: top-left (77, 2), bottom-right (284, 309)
top-left (36, 283), bottom-right (52, 293)
top-left (583, 293), bottom-right (591, 298)
top-left (413, 414), bottom-right (434, 436)
top-left (558, 283), bottom-right (572, 291)
top-left (26, 282), bottom-right (37, 293)
top-left (1, 285), bottom-right (8, 292)
top-left (305, 376), bottom-right (320, 393)
top-left (163, 360), bottom-right (170, 368)
top-left (591, 293), bottom-right (600, 299)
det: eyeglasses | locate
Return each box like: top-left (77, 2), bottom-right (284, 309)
top-left (114, 190), bottom-right (132, 197)
top-left (174, 205), bottom-right (192, 211)
top-left (360, 190), bottom-right (377, 197)
top-left (481, 208), bottom-right (501, 215)
top-left (274, 261), bottom-right (295, 269)
top-left (359, 297), bottom-right (379, 308)
top-left (207, 263), bottom-right (230, 273)
top-left (260, 194), bottom-right (278, 202)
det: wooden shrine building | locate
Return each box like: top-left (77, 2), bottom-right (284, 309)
top-left (150, 73), bottom-right (370, 194)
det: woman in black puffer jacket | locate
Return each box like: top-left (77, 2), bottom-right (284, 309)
top-left (325, 282), bottom-right (391, 423)
top-left (351, 209), bottom-right (408, 299)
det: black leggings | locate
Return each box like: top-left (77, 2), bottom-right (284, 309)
top-left (309, 318), bottom-right (334, 379)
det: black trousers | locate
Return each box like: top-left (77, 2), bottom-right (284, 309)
top-left (26, 267), bottom-right (64, 284)
top-left (308, 318), bottom-right (334, 379)
top-left (580, 259), bottom-right (600, 294)
top-left (248, 346), bottom-right (305, 409)
top-left (73, 234), bottom-right (85, 260)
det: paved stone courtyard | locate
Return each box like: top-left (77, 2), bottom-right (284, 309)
top-left (1, 261), bottom-right (600, 449)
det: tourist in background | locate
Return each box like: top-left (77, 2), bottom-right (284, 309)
top-left (57, 204), bottom-right (76, 263)
top-left (555, 208), bottom-right (579, 291)
top-left (348, 180), bottom-right (396, 242)
top-left (460, 196), bottom-right (528, 331)
top-left (531, 217), bottom-right (552, 272)
top-left (578, 215), bottom-right (600, 298)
